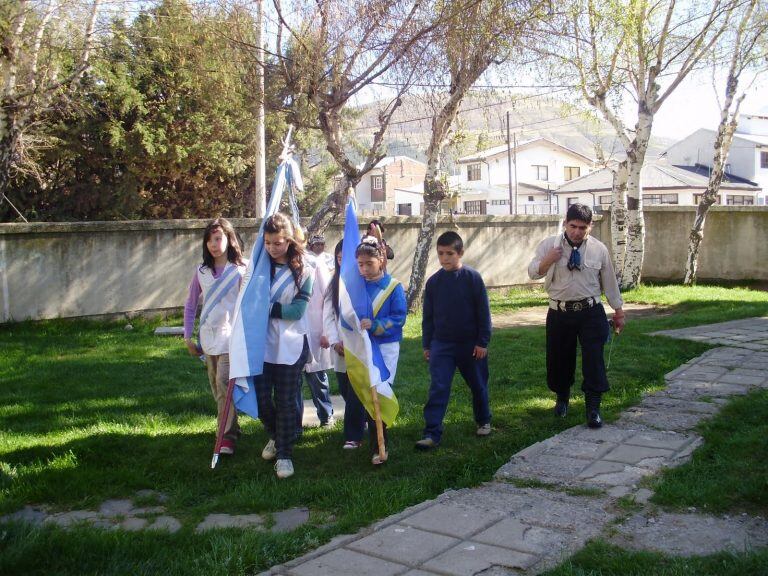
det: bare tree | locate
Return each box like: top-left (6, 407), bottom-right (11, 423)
top-left (684, 0), bottom-right (767, 284)
top-left (405, 0), bottom-right (538, 309)
top-left (544, 0), bottom-right (736, 289)
top-left (1, 0), bottom-right (102, 219)
top-left (271, 0), bottom-right (438, 234)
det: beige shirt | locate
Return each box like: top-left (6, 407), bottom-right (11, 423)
top-left (528, 234), bottom-right (624, 310)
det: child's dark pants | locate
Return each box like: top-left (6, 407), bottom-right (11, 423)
top-left (422, 339), bottom-right (491, 443)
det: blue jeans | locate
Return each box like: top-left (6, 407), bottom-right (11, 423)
top-left (422, 339), bottom-right (491, 443)
top-left (296, 370), bottom-right (333, 431)
top-left (337, 371), bottom-right (366, 442)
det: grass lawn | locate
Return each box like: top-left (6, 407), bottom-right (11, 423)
top-left (1, 283), bottom-right (767, 575)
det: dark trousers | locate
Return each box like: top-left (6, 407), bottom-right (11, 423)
top-left (257, 340), bottom-right (309, 459)
top-left (295, 369), bottom-right (334, 431)
top-left (546, 304), bottom-right (610, 398)
top-left (422, 339), bottom-right (491, 443)
top-left (337, 371), bottom-right (366, 442)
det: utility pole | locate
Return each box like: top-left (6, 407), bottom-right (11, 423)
top-left (254, 0), bottom-right (266, 218)
top-left (506, 111), bottom-right (513, 215)
top-left (513, 133), bottom-right (518, 215)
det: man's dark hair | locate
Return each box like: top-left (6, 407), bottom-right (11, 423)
top-left (436, 231), bottom-right (463, 253)
top-left (565, 203), bottom-right (593, 224)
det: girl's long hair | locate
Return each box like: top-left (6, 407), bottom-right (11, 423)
top-left (202, 218), bottom-right (244, 271)
top-left (331, 239), bottom-right (343, 316)
top-left (263, 213), bottom-right (304, 288)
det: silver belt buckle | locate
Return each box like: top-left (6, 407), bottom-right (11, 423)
top-left (572, 302), bottom-right (583, 311)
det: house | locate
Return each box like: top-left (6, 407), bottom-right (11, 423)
top-left (455, 137), bottom-right (596, 215)
top-left (663, 106), bottom-right (768, 205)
top-left (555, 159), bottom-right (761, 212)
top-left (355, 156), bottom-right (427, 216)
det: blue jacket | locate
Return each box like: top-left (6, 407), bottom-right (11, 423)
top-left (364, 273), bottom-right (407, 344)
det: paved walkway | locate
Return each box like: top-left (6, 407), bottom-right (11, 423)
top-left (262, 317), bottom-right (768, 576)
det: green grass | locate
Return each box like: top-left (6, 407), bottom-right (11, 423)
top-left (1, 283), bottom-right (767, 575)
top-left (649, 389), bottom-right (768, 515)
top-left (542, 540), bottom-right (768, 576)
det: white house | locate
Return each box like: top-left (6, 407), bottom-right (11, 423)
top-left (355, 156), bottom-right (427, 216)
top-left (663, 106), bottom-right (768, 205)
top-left (555, 159), bottom-right (761, 213)
top-left (455, 137), bottom-right (596, 215)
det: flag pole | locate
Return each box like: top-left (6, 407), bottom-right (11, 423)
top-left (211, 378), bottom-right (236, 469)
top-left (370, 383), bottom-right (387, 462)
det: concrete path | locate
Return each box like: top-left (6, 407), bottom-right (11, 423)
top-left (263, 317), bottom-right (768, 576)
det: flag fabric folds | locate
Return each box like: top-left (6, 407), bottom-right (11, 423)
top-left (338, 198), bottom-right (400, 427)
top-left (228, 157), bottom-right (303, 419)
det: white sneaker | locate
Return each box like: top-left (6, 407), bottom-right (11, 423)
top-left (274, 459), bottom-right (294, 479)
top-left (261, 439), bottom-right (277, 461)
top-left (476, 423), bottom-right (492, 436)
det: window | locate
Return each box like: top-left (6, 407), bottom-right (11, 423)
top-left (566, 197), bottom-right (579, 207)
top-left (693, 193), bottom-right (721, 204)
top-left (397, 203), bottom-right (412, 215)
top-left (643, 193), bottom-right (679, 205)
top-left (533, 165), bottom-right (549, 181)
top-left (598, 195), bottom-right (612, 205)
top-left (527, 195), bottom-right (534, 202)
top-left (490, 199), bottom-right (509, 205)
top-left (464, 200), bottom-right (486, 214)
top-left (370, 174), bottom-right (384, 202)
top-left (761, 151), bottom-right (768, 169)
top-left (564, 166), bottom-right (581, 181)
top-left (467, 163), bottom-right (482, 181)
top-left (726, 195), bottom-right (754, 205)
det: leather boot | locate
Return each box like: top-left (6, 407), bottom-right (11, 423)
top-left (585, 391), bottom-right (603, 429)
top-left (554, 393), bottom-right (569, 418)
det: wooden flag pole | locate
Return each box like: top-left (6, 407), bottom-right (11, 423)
top-left (370, 384), bottom-right (387, 462)
top-left (211, 378), bottom-right (236, 469)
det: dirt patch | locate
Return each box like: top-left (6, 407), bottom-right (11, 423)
top-left (493, 303), bottom-right (669, 329)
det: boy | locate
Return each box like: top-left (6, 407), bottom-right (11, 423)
top-left (416, 231), bottom-right (492, 450)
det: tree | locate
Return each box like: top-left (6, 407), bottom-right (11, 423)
top-left (545, 0), bottom-right (736, 289)
top-left (405, 0), bottom-right (537, 309)
top-left (272, 0), bottom-right (436, 234)
top-left (684, 0), bottom-right (767, 284)
top-left (0, 0), bottom-right (101, 220)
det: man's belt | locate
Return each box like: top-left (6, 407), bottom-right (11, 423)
top-left (549, 297), bottom-right (599, 312)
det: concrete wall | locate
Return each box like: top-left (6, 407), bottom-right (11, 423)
top-left (1, 206), bottom-right (766, 322)
top-left (594, 206), bottom-right (768, 282)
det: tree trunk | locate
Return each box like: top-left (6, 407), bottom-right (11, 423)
top-left (610, 161), bottom-right (629, 280)
top-left (308, 174), bottom-right (358, 235)
top-left (0, 104), bottom-right (20, 203)
top-left (407, 178), bottom-right (446, 309)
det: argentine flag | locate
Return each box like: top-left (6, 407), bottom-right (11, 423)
top-left (338, 198), bottom-right (400, 426)
top-left (227, 157), bottom-right (303, 418)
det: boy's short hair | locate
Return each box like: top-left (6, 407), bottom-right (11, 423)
top-left (436, 231), bottom-right (463, 253)
top-left (565, 203), bottom-right (593, 224)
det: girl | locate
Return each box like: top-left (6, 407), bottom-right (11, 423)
top-left (356, 237), bottom-right (407, 465)
top-left (322, 240), bottom-right (367, 449)
top-left (257, 213), bottom-right (313, 479)
top-left (183, 218), bottom-right (247, 456)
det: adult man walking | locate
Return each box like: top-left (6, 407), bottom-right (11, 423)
top-left (528, 204), bottom-right (625, 428)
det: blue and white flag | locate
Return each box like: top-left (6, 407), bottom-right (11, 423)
top-left (338, 197), bottom-right (399, 426)
top-left (228, 157), bottom-right (303, 418)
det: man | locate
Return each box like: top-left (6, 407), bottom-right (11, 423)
top-left (308, 234), bottom-right (335, 274)
top-left (528, 203), bottom-right (625, 428)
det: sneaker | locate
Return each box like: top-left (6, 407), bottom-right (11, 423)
top-left (371, 452), bottom-right (388, 465)
top-left (476, 423), bottom-right (492, 436)
top-left (415, 437), bottom-right (439, 450)
top-left (587, 409), bottom-right (603, 429)
top-left (219, 438), bottom-right (235, 455)
top-left (343, 440), bottom-right (362, 450)
top-left (261, 439), bottom-right (277, 461)
top-left (320, 416), bottom-right (336, 428)
top-left (274, 459), bottom-right (294, 479)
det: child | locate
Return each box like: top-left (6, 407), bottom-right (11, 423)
top-left (416, 231), bottom-right (492, 450)
top-left (257, 213), bottom-right (314, 479)
top-left (296, 232), bottom-right (334, 432)
top-left (183, 218), bottom-right (247, 456)
top-left (322, 240), bottom-right (367, 449)
top-left (356, 237), bottom-right (407, 465)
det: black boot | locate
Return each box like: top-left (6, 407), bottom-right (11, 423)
top-left (554, 393), bottom-right (569, 418)
top-left (585, 392), bottom-right (603, 429)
